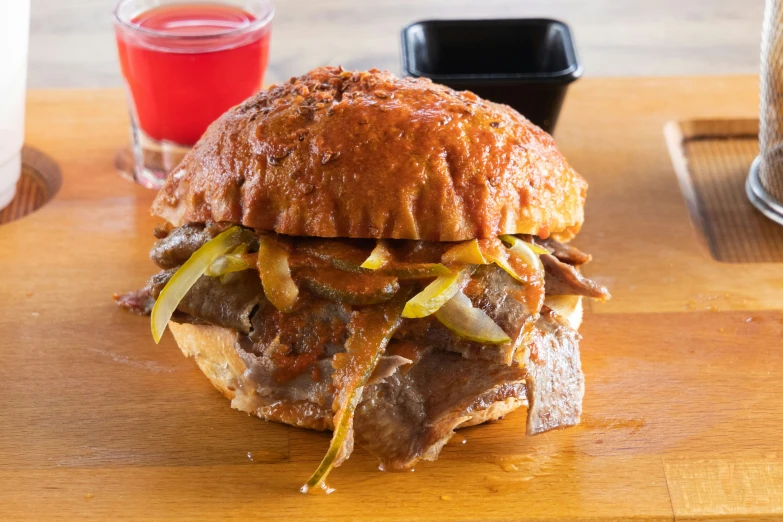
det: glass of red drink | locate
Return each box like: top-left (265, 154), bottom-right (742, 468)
top-left (114, 0), bottom-right (273, 188)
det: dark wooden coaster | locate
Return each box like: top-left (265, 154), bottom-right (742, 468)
top-left (0, 146), bottom-right (62, 225)
top-left (665, 119), bottom-right (783, 263)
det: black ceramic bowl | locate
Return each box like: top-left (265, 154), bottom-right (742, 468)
top-left (401, 18), bottom-right (582, 134)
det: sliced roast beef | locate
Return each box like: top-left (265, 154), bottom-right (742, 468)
top-left (537, 238), bottom-right (592, 265)
top-left (228, 337), bottom-right (529, 470)
top-left (367, 354), bottom-right (413, 385)
top-left (523, 308), bottom-right (584, 435)
top-left (117, 269), bottom-right (263, 333)
top-left (235, 339), bottom-right (338, 410)
top-left (176, 271), bottom-right (264, 334)
top-left (354, 347), bottom-right (526, 469)
top-left (231, 343), bottom-right (411, 429)
top-left (120, 225), bottom-right (599, 464)
top-left (229, 308), bottom-right (583, 468)
top-left (114, 268), bottom-right (176, 315)
top-left (149, 224), bottom-right (214, 269)
top-left (226, 297), bottom-right (352, 415)
top-left (543, 254), bottom-right (611, 300)
top-left (114, 287), bottom-right (155, 315)
top-left (352, 309), bottom-right (585, 467)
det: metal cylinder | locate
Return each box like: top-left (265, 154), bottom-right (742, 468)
top-left (749, 0), bottom-right (783, 224)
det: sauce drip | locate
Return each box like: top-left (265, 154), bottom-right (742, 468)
top-left (302, 293), bottom-right (407, 493)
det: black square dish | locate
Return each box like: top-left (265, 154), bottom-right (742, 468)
top-left (401, 19), bottom-right (582, 134)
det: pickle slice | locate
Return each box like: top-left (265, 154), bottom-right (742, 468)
top-left (401, 267), bottom-right (471, 318)
top-left (379, 262), bottom-right (450, 279)
top-left (477, 238), bottom-right (523, 283)
top-left (297, 267), bottom-right (399, 305)
top-left (435, 291), bottom-right (510, 344)
top-left (302, 294), bottom-right (406, 494)
top-left (502, 237), bottom-right (546, 314)
top-left (299, 239), bottom-right (373, 274)
top-left (479, 237), bottom-right (544, 283)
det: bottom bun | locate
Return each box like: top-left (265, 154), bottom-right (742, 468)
top-left (544, 295), bottom-right (583, 329)
top-left (170, 321), bottom-right (335, 431)
top-left (169, 321), bottom-right (246, 402)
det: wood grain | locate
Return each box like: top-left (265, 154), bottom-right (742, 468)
top-left (1, 76), bottom-right (782, 520)
top-left (664, 455), bottom-right (783, 519)
top-left (29, 0), bottom-right (765, 88)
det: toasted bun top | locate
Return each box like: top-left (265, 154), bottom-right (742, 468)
top-left (152, 66), bottom-right (586, 241)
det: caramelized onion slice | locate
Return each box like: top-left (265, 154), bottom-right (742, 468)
top-left (258, 236), bottom-right (299, 312)
top-left (435, 291), bottom-right (511, 344)
top-left (302, 294), bottom-right (406, 494)
top-left (505, 237), bottom-right (544, 273)
top-left (442, 239), bottom-right (489, 265)
top-left (360, 240), bottom-right (394, 269)
top-left (151, 226), bottom-right (248, 343)
top-left (506, 238), bottom-right (546, 314)
top-left (402, 267), bottom-right (471, 318)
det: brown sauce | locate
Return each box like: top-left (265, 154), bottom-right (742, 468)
top-left (244, 233), bottom-right (552, 382)
top-left (253, 299), bottom-right (347, 383)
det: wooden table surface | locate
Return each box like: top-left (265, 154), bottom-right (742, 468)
top-left (30, 0), bottom-right (765, 88)
top-left (2, 75), bottom-right (782, 520)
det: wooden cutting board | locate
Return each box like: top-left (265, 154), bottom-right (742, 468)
top-left (2, 77), bottom-right (782, 521)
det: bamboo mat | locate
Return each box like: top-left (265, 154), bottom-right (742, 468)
top-left (665, 119), bottom-right (783, 263)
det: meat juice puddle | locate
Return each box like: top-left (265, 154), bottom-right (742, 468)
top-left (492, 451), bottom-right (558, 480)
top-left (116, 3), bottom-right (271, 146)
top-left (246, 450), bottom-right (288, 464)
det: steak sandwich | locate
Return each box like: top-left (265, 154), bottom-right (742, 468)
top-left (117, 66), bottom-right (610, 492)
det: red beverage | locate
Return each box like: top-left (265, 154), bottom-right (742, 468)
top-left (114, 0), bottom-right (273, 187)
top-left (116, 3), bottom-right (271, 145)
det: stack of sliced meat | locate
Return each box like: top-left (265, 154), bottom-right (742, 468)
top-left (117, 224), bottom-right (609, 470)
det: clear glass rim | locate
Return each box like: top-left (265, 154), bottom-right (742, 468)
top-left (113, 0), bottom-right (274, 41)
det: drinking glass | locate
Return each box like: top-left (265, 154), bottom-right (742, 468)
top-left (0, 0), bottom-right (30, 210)
top-left (114, 0), bottom-right (274, 188)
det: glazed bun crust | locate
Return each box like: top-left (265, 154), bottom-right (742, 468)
top-left (153, 67), bottom-right (586, 241)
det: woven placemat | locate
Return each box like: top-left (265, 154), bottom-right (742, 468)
top-left (0, 146), bottom-right (62, 225)
top-left (665, 119), bottom-right (783, 263)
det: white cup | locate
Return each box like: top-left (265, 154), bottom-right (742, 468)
top-left (0, 0), bottom-right (30, 210)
